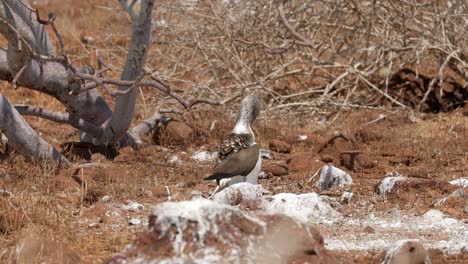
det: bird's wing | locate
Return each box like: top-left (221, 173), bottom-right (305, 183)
top-left (218, 133), bottom-right (253, 160)
top-left (205, 144), bottom-right (260, 181)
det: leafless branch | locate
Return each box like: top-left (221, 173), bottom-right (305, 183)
top-left (14, 105), bottom-right (103, 136)
top-left (12, 65), bottom-right (27, 89)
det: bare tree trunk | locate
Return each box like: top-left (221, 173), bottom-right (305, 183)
top-left (0, 0), bottom-right (156, 156)
top-left (98, 0), bottom-right (155, 145)
top-left (0, 94), bottom-right (69, 165)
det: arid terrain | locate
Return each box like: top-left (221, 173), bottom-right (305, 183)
top-left (0, 0), bottom-right (467, 263)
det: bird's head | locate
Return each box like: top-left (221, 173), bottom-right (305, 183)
top-left (236, 94), bottom-right (261, 126)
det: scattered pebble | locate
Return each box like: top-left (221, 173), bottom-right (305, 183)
top-left (0, 189), bottom-right (13, 198)
top-left (258, 171), bottom-right (269, 179)
top-left (341, 191), bottom-right (353, 204)
top-left (88, 222), bottom-right (100, 229)
top-left (260, 149), bottom-right (272, 159)
top-left (382, 240), bottom-right (430, 264)
top-left (212, 183), bottom-right (264, 206)
top-left (191, 150), bottom-right (217, 162)
top-left (377, 173), bottom-right (407, 196)
top-left (269, 139), bottom-right (292, 153)
top-left (123, 201), bottom-right (144, 212)
top-left (364, 226), bottom-right (375, 233)
top-left (168, 155), bottom-right (182, 165)
top-left (129, 218), bottom-right (141, 226)
top-left (461, 245), bottom-right (468, 254)
top-left (316, 164), bottom-right (352, 191)
top-left (100, 195), bottom-right (112, 202)
top-left (191, 190), bottom-right (203, 200)
top-left (449, 177), bottom-right (468, 188)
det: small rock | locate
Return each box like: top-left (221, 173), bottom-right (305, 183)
top-left (191, 150), bottom-right (217, 162)
top-left (382, 240), bottom-right (430, 264)
top-left (259, 192), bottom-right (339, 222)
top-left (100, 195), bottom-right (112, 202)
top-left (0, 189), bottom-right (13, 198)
top-left (422, 209), bottom-right (459, 227)
top-left (153, 120), bottom-right (193, 147)
top-left (461, 245), bottom-right (468, 254)
top-left (269, 139), bottom-right (292, 153)
top-left (377, 174), bottom-right (407, 196)
top-left (191, 190), bottom-right (203, 200)
top-left (168, 155), bottom-right (182, 165)
top-left (287, 152), bottom-right (325, 173)
top-left (262, 162), bottom-right (289, 176)
top-left (81, 35), bottom-right (95, 45)
top-left (283, 131), bottom-right (316, 145)
top-left (258, 171), bottom-right (269, 179)
top-left (376, 174), bottom-right (455, 197)
top-left (339, 152), bottom-right (376, 171)
top-left (122, 201), bottom-right (144, 212)
top-left (363, 226), bottom-right (375, 233)
top-left (260, 149), bottom-right (273, 159)
top-left (340, 191), bottom-right (353, 204)
top-left (449, 177), bottom-right (468, 188)
top-left (316, 165), bottom-right (352, 191)
top-left (434, 187), bottom-right (467, 206)
top-left (88, 222), bottom-right (100, 229)
top-left (129, 218), bottom-right (141, 226)
top-left (212, 183), bottom-right (264, 206)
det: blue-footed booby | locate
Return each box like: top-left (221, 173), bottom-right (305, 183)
top-left (205, 94), bottom-right (261, 196)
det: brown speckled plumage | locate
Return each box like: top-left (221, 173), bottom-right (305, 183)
top-left (218, 133), bottom-right (254, 160)
top-left (204, 94), bottom-right (261, 195)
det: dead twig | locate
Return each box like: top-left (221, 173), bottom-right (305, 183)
top-left (12, 65), bottom-right (27, 89)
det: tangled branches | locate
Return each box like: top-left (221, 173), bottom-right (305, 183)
top-left (151, 0), bottom-right (467, 115)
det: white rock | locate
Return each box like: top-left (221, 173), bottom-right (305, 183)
top-left (449, 177), bottom-right (468, 188)
top-left (129, 218), bottom-right (141, 225)
top-left (191, 190), bottom-right (203, 200)
top-left (341, 191), bottom-right (354, 204)
top-left (123, 201), bottom-right (145, 212)
top-left (378, 175), bottom-right (407, 195)
top-left (382, 240), bottom-right (430, 264)
top-left (297, 135), bottom-right (308, 141)
top-left (212, 182), bottom-right (264, 205)
top-left (168, 155), bottom-right (182, 165)
top-left (100, 195), bottom-right (112, 202)
top-left (88, 222), bottom-right (99, 229)
top-left (260, 148), bottom-right (272, 159)
top-left (259, 192), bottom-right (339, 223)
top-left (316, 164), bottom-right (352, 191)
top-left (422, 209), bottom-right (459, 228)
top-left (258, 171), bottom-right (269, 179)
top-left (191, 150), bottom-right (217, 162)
top-left (140, 198), bottom-right (322, 263)
top-left (0, 134), bottom-right (7, 144)
top-left (434, 187), bottom-right (467, 206)
top-left (0, 189), bottom-right (13, 198)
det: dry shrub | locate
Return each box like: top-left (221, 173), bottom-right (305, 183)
top-left (150, 0), bottom-right (467, 116)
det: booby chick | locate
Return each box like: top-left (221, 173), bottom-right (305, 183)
top-left (205, 94), bottom-right (261, 196)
